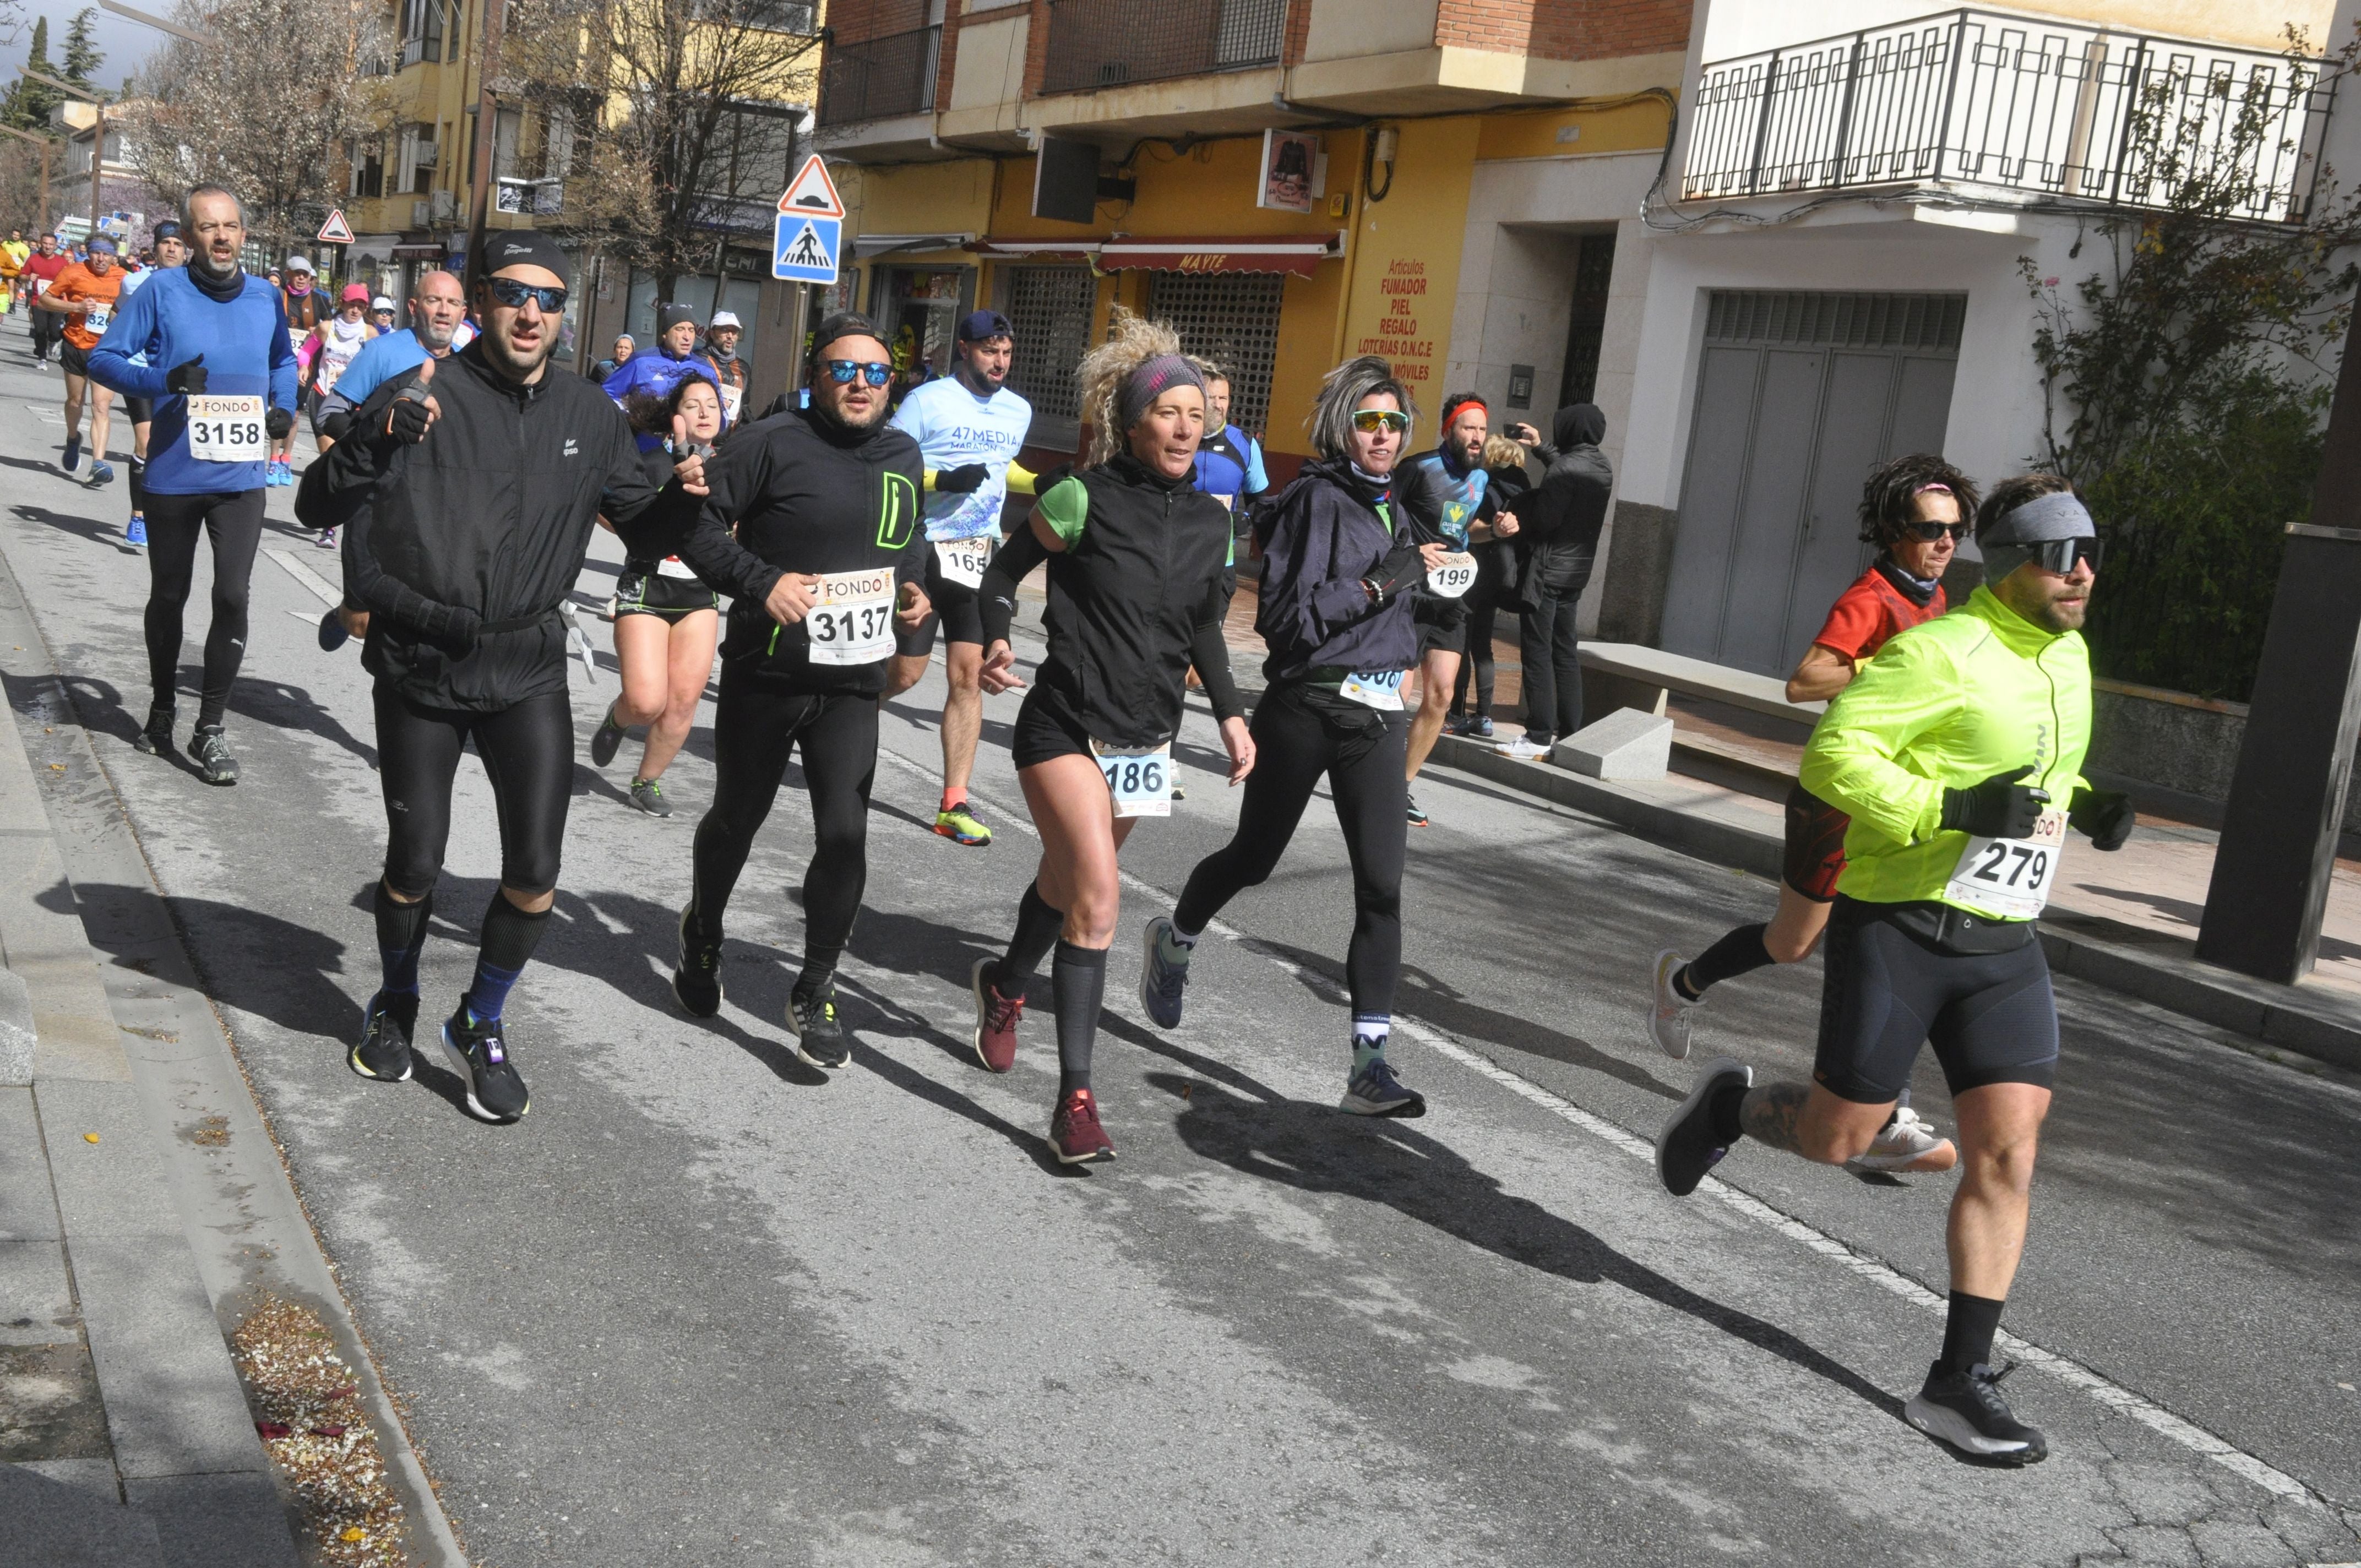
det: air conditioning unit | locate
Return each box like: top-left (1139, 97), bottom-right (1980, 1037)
top-left (430, 190), bottom-right (456, 222)
top-left (411, 200), bottom-right (431, 228)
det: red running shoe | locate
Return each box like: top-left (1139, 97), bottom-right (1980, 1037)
top-left (971, 956), bottom-right (1022, 1072)
top-left (1049, 1088), bottom-right (1115, 1164)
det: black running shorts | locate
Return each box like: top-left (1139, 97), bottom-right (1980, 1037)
top-left (895, 545), bottom-right (987, 657)
top-left (1414, 595), bottom-right (1468, 658)
top-left (616, 560), bottom-right (719, 623)
top-left (1009, 683), bottom-right (1095, 770)
top-left (1782, 780), bottom-right (1851, 903)
top-left (1813, 896), bottom-right (2059, 1104)
top-left (58, 340), bottom-right (91, 377)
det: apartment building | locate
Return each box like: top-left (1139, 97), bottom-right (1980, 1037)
top-left (815, 0), bottom-right (1688, 494)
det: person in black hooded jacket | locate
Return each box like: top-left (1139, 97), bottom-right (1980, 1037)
top-left (1498, 402), bottom-right (1612, 759)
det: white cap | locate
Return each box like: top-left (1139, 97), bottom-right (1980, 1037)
top-left (709, 311), bottom-right (742, 330)
top-left (372, 295), bottom-right (395, 310)
top-left (287, 254), bottom-right (313, 273)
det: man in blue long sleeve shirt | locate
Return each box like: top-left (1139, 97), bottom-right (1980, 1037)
top-left (86, 186), bottom-right (298, 785)
top-left (601, 303), bottom-right (719, 405)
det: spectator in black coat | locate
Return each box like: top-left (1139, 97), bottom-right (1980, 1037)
top-left (1498, 403), bottom-right (1612, 758)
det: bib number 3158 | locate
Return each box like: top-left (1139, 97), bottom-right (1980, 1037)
top-left (1092, 740), bottom-right (1172, 818)
top-left (805, 567), bottom-right (896, 666)
top-left (185, 394), bottom-right (267, 464)
top-left (1946, 808), bottom-right (2066, 920)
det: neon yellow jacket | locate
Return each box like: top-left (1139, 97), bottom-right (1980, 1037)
top-left (1799, 584), bottom-right (2091, 916)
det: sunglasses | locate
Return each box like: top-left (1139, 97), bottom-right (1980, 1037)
top-left (1351, 409), bottom-right (1410, 434)
top-left (1903, 520), bottom-right (1971, 542)
top-left (487, 276), bottom-right (567, 312)
top-left (2034, 536), bottom-right (2103, 574)
top-left (822, 359), bottom-right (893, 387)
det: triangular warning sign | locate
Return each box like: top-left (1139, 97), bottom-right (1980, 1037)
top-left (316, 208), bottom-right (355, 244)
top-left (778, 155), bottom-right (845, 219)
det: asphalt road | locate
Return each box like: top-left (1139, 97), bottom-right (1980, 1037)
top-left (1, 314), bottom-right (2355, 1566)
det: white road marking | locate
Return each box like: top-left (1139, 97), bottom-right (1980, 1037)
top-left (265, 548), bottom-right (342, 607)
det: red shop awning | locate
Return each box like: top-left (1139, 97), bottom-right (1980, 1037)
top-left (1096, 233), bottom-right (1340, 276)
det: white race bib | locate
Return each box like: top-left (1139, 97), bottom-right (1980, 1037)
top-left (1339, 669), bottom-right (1406, 710)
top-left (32, 276), bottom-right (50, 295)
top-left (84, 303), bottom-right (110, 334)
top-left (804, 567), bottom-right (896, 665)
top-left (1092, 739), bottom-right (1172, 818)
top-left (184, 394), bottom-right (267, 464)
top-left (288, 326), bottom-right (306, 353)
top-left (1426, 551), bottom-right (1476, 598)
top-left (1945, 807), bottom-right (2067, 920)
top-left (933, 535), bottom-right (994, 590)
top-left (720, 383), bottom-right (744, 426)
top-left (655, 556), bottom-right (700, 581)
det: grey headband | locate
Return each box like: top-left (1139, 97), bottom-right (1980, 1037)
top-left (1116, 354), bottom-right (1206, 434)
top-left (1982, 489), bottom-right (2093, 546)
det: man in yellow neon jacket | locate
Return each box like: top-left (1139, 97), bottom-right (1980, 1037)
top-left (1656, 472), bottom-right (2135, 1466)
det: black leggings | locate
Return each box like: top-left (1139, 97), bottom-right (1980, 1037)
top-left (144, 489), bottom-right (265, 729)
top-left (1174, 679), bottom-right (1407, 1016)
top-left (688, 668), bottom-right (878, 992)
top-left (374, 684), bottom-right (574, 899)
top-left (1451, 582), bottom-right (1501, 717)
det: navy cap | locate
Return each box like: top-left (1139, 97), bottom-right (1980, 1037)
top-left (483, 230), bottom-right (571, 288)
top-left (958, 309), bottom-right (1014, 343)
top-left (151, 220), bottom-right (182, 242)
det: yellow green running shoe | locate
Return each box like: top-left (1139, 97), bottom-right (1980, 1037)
top-left (934, 803), bottom-right (992, 846)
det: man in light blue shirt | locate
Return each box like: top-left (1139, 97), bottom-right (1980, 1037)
top-left (315, 270), bottom-right (467, 446)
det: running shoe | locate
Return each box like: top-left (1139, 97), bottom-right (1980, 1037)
top-left (1499, 735), bottom-right (1552, 761)
top-left (1648, 949), bottom-right (1698, 1060)
top-left (123, 514), bottom-right (146, 549)
top-left (1138, 915), bottom-right (1190, 1030)
top-left (1170, 779), bottom-right (1187, 801)
top-left (1406, 792), bottom-right (1428, 827)
top-left (971, 955), bottom-right (1022, 1072)
top-left (1341, 1054), bottom-right (1426, 1118)
top-left (439, 1007), bottom-right (530, 1123)
top-left (1845, 1105), bottom-right (1959, 1174)
top-left (314, 526), bottom-right (336, 551)
top-left (589, 704), bottom-right (626, 767)
top-left (1466, 716), bottom-right (1495, 740)
top-left (348, 992), bottom-right (417, 1082)
top-left (933, 803), bottom-right (992, 846)
top-left (1656, 1057), bottom-right (1750, 1197)
top-left (187, 725), bottom-right (238, 786)
top-left (86, 459), bottom-right (113, 486)
top-left (1048, 1087), bottom-right (1115, 1164)
top-left (672, 905), bottom-right (722, 1018)
top-left (1905, 1362), bottom-right (2048, 1465)
top-left (317, 607), bottom-right (349, 652)
top-left (787, 986), bottom-right (851, 1070)
top-left (132, 705), bottom-right (173, 755)
top-left (269, 458), bottom-right (292, 487)
top-left (60, 434), bottom-right (79, 473)
top-left (628, 777), bottom-right (671, 818)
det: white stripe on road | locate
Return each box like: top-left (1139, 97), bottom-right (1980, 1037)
top-left (868, 736), bottom-right (2328, 1509)
top-left (266, 548), bottom-right (343, 607)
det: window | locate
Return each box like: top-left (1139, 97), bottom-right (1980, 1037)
top-left (544, 105), bottom-right (575, 179)
top-left (351, 143), bottom-right (384, 199)
top-left (1558, 231), bottom-right (1616, 408)
top-left (396, 124), bottom-right (437, 195)
top-left (1145, 270), bottom-right (1283, 439)
top-left (1003, 266), bottom-right (1096, 446)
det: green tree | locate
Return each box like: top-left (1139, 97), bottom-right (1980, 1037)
top-left (61, 8), bottom-right (100, 90)
top-left (4, 17), bottom-right (59, 130)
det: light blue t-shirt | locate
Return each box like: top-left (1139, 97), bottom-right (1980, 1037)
top-left (333, 326), bottom-right (433, 408)
top-left (890, 374), bottom-right (1033, 541)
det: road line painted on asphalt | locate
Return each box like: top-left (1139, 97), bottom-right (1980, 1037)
top-left (869, 733), bottom-right (2329, 1510)
top-left (266, 548), bottom-right (343, 607)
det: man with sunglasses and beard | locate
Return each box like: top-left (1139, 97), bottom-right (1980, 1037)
top-left (1655, 472), bottom-right (2132, 1468)
top-left (666, 313), bottom-right (930, 1069)
top-left (301, 232), bottom-right (707, 1124)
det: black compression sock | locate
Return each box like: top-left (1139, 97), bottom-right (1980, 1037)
top-left (1708, 1082), bottom-right (1749, 1146)
top-left (1679, 923), bottom-right (1775, 1000)
top-left (372, 883), bottom-right (432, 998)
top-left (1938, 1290), bottom-right (2006, 1376)
top-left (1051, 940), bottom-right (1107, 1096)
top-left (993, 881), bottom-right (1064, 996)
top-left (460, 893), bottom-right (552, 1023)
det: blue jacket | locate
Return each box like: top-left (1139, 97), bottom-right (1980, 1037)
top-left (87, 269), bottom-right (298, 494)
top-left (1253, 458), bottom-right (1422, 682)
top-left (601, 347), bottom-right (718, 404)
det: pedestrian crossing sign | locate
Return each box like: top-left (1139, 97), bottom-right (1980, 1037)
top-left (774, 214), bottom-right (841, 284)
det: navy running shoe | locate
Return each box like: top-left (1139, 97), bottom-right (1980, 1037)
top-left (1138, 916), bottom-right (1192, 1029)
top-left (1341, 1055), bottom-right (1426, 1118)
top-left (440, 1008), bottom-right (529, 1122)
top-left (60, 434), bottom-right (80, 473)
top-left (1656, 1057), bottom-right (1750, 1196)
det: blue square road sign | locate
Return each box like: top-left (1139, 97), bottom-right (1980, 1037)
top-left (774, 215), bottom-right (841, 285)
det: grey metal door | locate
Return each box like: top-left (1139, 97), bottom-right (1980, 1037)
top-left (1661, 292), bottom-right (1965, 675)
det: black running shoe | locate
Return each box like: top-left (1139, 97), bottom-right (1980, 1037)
top-left (348, 991), bottom-right (418, 1082)
top-left (1655, 1056), bottom-right (1750, 1197)
top-left (1906, 1362), bottom-right (2048, 1465)
top-left (317, 607), bottom-right (349, 652)
top-left (672, 906), bottom-right (722, 1018)
top-left (1406, 792), bottom-right (1428, 827)
top-left (786, 986), bottom-right (851, 1070)
top-left (589, 704), bottom-right (626, 767)
top-left (187, 725), bottom-right (238, 786)
top-left (132, 705), bottom-right (174, 755)
top-left (439, 1008), bottom-right (530, 1122)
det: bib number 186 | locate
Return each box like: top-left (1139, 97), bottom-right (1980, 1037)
top-left (1092, 740), bottom-right (1172, 818)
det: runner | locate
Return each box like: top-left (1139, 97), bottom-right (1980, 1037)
top-left (1140, 353), bottom-right (1444, 1120)
top-left (300, 230), bottom-right (705, 1123)
top-left (274, 256), bottom-right (334, 485)
top-left (22, 235), bottom-right (69, 366)
top-left (664, 311), bottom-right (930, 1069)
top-left (369, 295), bottom-right (396, 334)
top-left (882, 309), bottom-right (1042, 849)
top-left (85, 187), bottom-right (299, 786)
top-left (41, 233), bottom-right (126, 486)
top-left (966, 309), bottom-right (1251, 1163)
top-left (307, 284), bottom-right (377, 437)
top-left (1446, 432), bottom-right (1536, 739)
top-left (1655, 472), bottom-right (2132, 1464)
top-left (602, 303), bottom-right (719, 404)
top-left (112, 218), bottom-right (188, 549)
top-left (591, 333), bottom-right (633, 383)
top-left (315, 269), bottom-right (467, 440)
top-left (1649, 453), bottom-right (1979, 1174)
top-left (0, 228), bottom-right (26, 315)
top-left (586, 374), bottom-right (728, 816)
top-left (698, 309), bottom-right (750, 425)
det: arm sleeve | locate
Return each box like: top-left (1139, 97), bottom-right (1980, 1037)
top-left (978, 520), bottom-right (1053, 647)
top-left (1006, 460), bottom-right (1038, 497)
top-left (268, 298), bottom-right (300, 412)
top-left (1189, 576), bottom-right (1245, 723)
top-left (85, 281), bottom-right (163, 399)
top-left (1033, 476), bottom-right (1089, 546)
top-left (895, 454), bottom-right (929, 597)
top-left (1797, 631), bottom-right (1956, 846)
top-left (599, 417), bottom-right (688, 559)
top-left (305, 387), bottom-right (479, 639)
top-left (672, 435), bottom-right (786, 605)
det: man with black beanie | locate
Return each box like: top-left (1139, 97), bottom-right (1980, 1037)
top-left (1496, 404), bottom-right (1612, 760)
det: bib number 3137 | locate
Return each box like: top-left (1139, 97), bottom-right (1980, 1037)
top-left (184, 394), bottom-right (268, 464)
top-left (1092, 739), bottom-right (1172, 818)
top-left (804, 567), bottom-right (896, 666)
top-left (1945, 807), bottom-right (2067, 920)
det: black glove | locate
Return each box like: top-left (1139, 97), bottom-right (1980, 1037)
top-left (318, 408), bottom-right (351, 443)
top-left (164, 355), bottom-right (206, 395)
top-left (1361, 541), bottom-right (1429, 603)
top-left (934, 462), bottom-right (989, 494)
top-left (265, 406), bottom-right (294, 440)
top-left (1031, 462), bottom-right (1074, 496)
top-left (1940, 765), bottom-right (2050, 839)
top-left (2069, 785), bottom-right (2134, 851)
top-left (387, 383), bottom-right (434, 444)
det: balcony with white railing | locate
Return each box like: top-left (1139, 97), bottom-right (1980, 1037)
top-left (1682, 8), bottom-right (2336, 224)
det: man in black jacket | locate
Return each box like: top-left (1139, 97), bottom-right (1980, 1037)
top-left (1498, 404), bottom-right (1612, 760)
top-left (298, 230), bottom-right (704, 1124)
top-left (667, 311), bottom-right (930, 1070)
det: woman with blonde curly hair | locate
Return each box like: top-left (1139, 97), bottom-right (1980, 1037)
top-left (969, 309), bottom-right (1255, 1164)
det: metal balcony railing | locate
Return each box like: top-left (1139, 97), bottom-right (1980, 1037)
top-left (1682, 8), bottom-right (2335, 224)
top-left (1040, 0), bottom-right (1286, 95)
top-left (818, 24), bottom-right (940, 126)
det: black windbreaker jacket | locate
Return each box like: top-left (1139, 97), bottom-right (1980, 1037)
top-left (674, 404), bottom-right (927, 695)
top-left (297, 341), bottom-right (684, 710)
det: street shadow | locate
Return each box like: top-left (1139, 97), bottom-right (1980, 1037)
top-left (10, 501), bottom-right (131, 553)
top-left (2081, 884), bottom-right (2361, 964)
top-left (1144, 1069), bottom-right (1911, 1428)
top-left (224, 677), bottom-right (379, 769)
top-left (828, 970), bottom-right (1074, 1177)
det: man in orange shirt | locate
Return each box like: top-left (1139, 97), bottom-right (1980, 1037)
top-left (40, 232), bottom-right (125, 484)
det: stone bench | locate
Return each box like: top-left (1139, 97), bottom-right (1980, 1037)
top-left (1578, 641), bottom-right (1825, 729)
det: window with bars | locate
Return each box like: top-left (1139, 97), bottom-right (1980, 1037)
top-left (1004, 266), bottom-right (1096, 444)
top-left (1704, 290), bottom-right (1966, 350)
top-left (1145, 271), bottom-right (1283, 440)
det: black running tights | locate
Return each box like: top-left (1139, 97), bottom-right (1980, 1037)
top-left (144, 488), bottom-right (265, 729)
top-left (374, 684), bottom-right (574, 899)
top-left (688, 670), bottom-right (877, 994)
top-left (1174, 680), bottom-right (1407, 1016)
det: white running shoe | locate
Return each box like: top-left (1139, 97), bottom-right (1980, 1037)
top-left (1648, 948), bottom-right (1697, 1060)
top-left (1499, 735), bottom-right (1552, 761)
top-left (1845, 1104), bottom-right (1959, 1173)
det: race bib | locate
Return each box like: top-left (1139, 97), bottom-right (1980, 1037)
top-left (33, 276), bottom-right (50, 295)
top-left (84, 303), bottom-right (109, 333)
top-left (655, 556), bottom-right (699, 580)
top-left (933, 535), bottom-right (994, 590)
top-left (1426, 551), bottom-right (1477, 598)
top-left (1946, 807), bottom-right (2067, 920)
top-left (1339, 669), bottom-right (1406, 710)
top-left (184, 394), bottom-right (267, 464)
top-left (804, 567), bottom-right (896, 665)
top-left (1091, 739), bottom-right (1172, 818)
top-left (719, 383), bottom-right (744, 425)
top-left (288, 326), bottom-right (306, 353)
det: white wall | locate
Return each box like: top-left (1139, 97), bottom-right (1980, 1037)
top-left (1700, 0), bottom-right (2333, 60)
